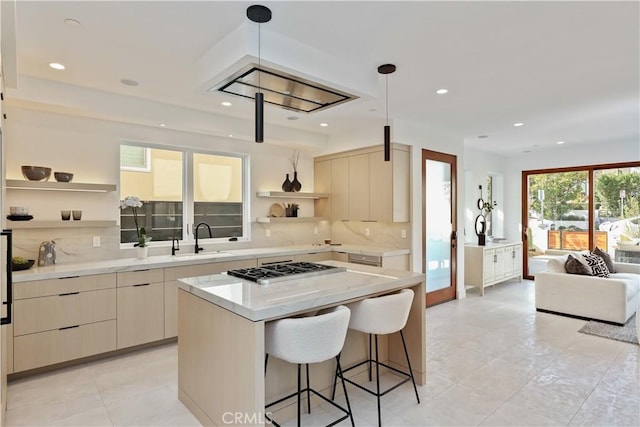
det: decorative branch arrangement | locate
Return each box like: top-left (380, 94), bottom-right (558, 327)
top-left (289, 149), bottom-right (300, 172)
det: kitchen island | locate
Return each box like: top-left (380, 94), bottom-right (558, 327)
top-left (177, 261), bottom-right (425, 426)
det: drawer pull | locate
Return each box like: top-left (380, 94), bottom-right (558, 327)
top-left (59, 325), bottom-right (79, 331)
top-left (132, 269), bottom-right (151, 272)
top-left (59, 292), bottom-right (80, 296)
top-left (58, 276), bottom-right (80, 279)
top-left (133, 283), bottom-right (150, 287)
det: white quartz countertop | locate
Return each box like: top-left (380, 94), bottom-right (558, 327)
top-left (12, 245), bottom-right (410, 283)
top-left (178, 261), bottom-right (424, 321)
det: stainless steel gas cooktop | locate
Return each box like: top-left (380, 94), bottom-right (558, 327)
top-left (226, 261), bottom-right (345, 285)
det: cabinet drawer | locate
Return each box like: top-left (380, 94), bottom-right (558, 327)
top-left (14, 320), bottom-right (117, 372)
top-left (14, 273), bottom-right (116, 300)
top-left (14, 288), bottom-right (116, 336)
top-left (294, 252), bottom-right (332, 263)
top-left (117, 282), bottom-right (164, 349)
top-left (164, 263), bottom-right (223, 282)
top-left (117, 268), bottom-right (164, 287)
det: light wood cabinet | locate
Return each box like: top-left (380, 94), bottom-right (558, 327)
top-left (332, 251), bottom-right (349, 262)
top-left (313, 160), bottom-right (332, 218)
top-left (382, 254), bottom-right (410, 271)
top-left (314, 144), bottom-right (410, 222)
top-left (464, 242), bottom-right (522, 296)
top-left (116, 270), bottom-right (164, 349)
top-left (294, 252), bottom-right (332, 262)
top-left (12, 273), bottom-right (117, 372)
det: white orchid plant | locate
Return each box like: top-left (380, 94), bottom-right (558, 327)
top-left (119, 196), bottom-right (151, 247)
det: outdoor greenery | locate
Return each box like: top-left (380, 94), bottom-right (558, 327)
top-left (529, 169), bottom-right (640, 222)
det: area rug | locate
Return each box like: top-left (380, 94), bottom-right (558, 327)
top-left (578, 314), bottom-right (638, 345)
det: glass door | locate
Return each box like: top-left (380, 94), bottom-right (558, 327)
top-left (423, 149), bottom-right (457, 307)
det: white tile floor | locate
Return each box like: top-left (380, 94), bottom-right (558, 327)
top-left (6, 279), bottom-right (640, 426)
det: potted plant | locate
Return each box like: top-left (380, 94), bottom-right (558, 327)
top-left (120, 196), bottom-right (152, 258)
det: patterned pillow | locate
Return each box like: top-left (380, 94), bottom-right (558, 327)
top-left (583, 252), bottom-right (610, 278)
top-left (564, 254), bottom-right (591, 275)
top-left (593, 247), bottom-right (616, 273)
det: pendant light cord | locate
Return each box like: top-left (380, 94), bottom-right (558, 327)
top-left (258, 22), bottom-right (261, 91)
top-left (385, 75), bottom-right (389, 126)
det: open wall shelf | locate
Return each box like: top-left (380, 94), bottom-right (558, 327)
top-left (6, 180), bottom-right (116, 192)
top-left (256, 191), bottom-right (328, 199)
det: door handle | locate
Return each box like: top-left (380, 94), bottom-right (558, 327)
top-left (1, 230), bottom-right (13, 325)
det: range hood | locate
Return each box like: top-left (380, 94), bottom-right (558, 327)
top-left (211, 64), bottom-right (358, 113)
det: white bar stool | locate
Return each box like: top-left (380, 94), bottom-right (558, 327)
top-left (332, 289), bottom-right (420, 427)
top-left (265, 305), bottom-right (355, 427)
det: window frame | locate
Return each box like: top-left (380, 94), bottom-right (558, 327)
top-left (119, 141), bottom-right (251, 248)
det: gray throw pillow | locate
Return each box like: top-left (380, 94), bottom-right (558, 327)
top-left (565, 254), bottom-right (591, 275)
top-left (583, 252), bottom-right (610, 278)
top-left (593, 247), bottom-right (616, 273)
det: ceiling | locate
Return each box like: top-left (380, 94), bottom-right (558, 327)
top-left (4, 1), bottom-right (639, 155)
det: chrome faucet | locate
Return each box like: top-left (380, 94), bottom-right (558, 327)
top-left (195, 222), bottom-right (213, 253)
top-left (171, 237), bottom-right (180, 256)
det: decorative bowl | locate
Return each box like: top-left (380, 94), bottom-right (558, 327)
top-left (21, 166), bottom-right (52, 181)
top-left (11, 259), bottom-right (35, 271)
top-left (54, 172), bottom-right (74, 182)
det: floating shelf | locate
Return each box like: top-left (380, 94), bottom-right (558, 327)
top-left (6, 220), bottom-right (118, 229)
top-left (256, 191), bottom-right (328, 199)
top-left (6, 180), bottom-right (116, 192)
top-left (256, 217), bottom-right (328, 224)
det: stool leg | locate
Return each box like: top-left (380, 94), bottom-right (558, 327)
top-left (375, 334), bottom-right (381, 427)
top-left (331, 360), bottom-right (339, 400)
top-left (400, 330), bottom-right (420, 404)
top-left (297, 364), bottom-right (302, 427)
top-left (368, 333), bottom-right (372, 382)
top-left (336, 355), bottom-right (355, 427)
top-left (306, 364), bottom-right (311, 414)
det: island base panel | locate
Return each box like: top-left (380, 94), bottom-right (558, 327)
top-left (178, 289), bottom-right (265, 426)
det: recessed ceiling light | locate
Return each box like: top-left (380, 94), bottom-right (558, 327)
top-left (49, 62), bottom-right (65, 70)
top-left (513, 122), bottom-right (524, 127)
top-left (228, 134), bottom-right (233, 138)
top-left (120, 79), bottom-right (138, 86)
top-left (556, 141), bottom-right (565, 145)
top-left (64, 18), bottom-right (81, 27)
top-left (320, 123), bottom-right (329, 127)
top-left (477, 135), bottom-right (488, 139)
top-left (287, 116), bottom-right (298, 121)
top-left (436, 89), bottom-right (448, 95)
top-left (159, 123), bottom-right (166, 127)
top-left (221, 101), bottom-right (232, 107)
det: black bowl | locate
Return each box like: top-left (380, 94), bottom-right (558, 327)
top-left (54, 172), bottom-right (74, 182)
top-left (21, 166), bottom-right (51, 181)
top-left (12, 259), bottom-right (35, 271)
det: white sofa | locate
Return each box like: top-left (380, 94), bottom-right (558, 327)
top-left (535, 256), bottom-right (640, 325)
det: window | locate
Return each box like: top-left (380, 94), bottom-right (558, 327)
top-left (120, 145), bottom-right (151, 171)
top-left (120, 143), bottom-right (248, 245)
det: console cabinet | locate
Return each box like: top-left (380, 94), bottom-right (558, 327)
top-left (464, 242), bottom-right (522, 296)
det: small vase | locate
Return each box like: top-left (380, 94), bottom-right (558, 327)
top-left (281, 174), bottom-right (293, 192)
top-left (137, 246), bottom-right (149, 259)
top-left (291, 171), bottom-right (302, 192)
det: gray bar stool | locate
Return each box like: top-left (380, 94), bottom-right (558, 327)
top-left (265, 305), bottom-right (355, 427)
top-left (332, 289), bottom-right (420, 426)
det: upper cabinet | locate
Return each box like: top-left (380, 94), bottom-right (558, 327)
top-left (314, 144), bottom-right (410, 222)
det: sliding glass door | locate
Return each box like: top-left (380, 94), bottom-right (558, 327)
top-left (523, 162), bottom-right (640, 278)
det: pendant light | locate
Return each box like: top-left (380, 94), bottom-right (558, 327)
top-left (378, 64), bottom-right (396, 161)
top-left (247, 5), bottom-right (272, 143)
